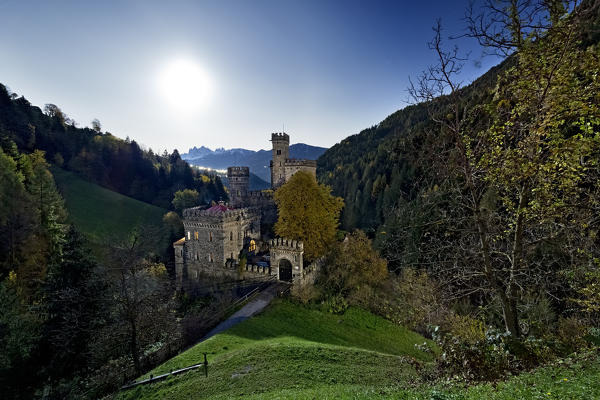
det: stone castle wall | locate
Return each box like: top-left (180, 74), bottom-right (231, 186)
top-left (283, 159), bottom-right (317, 182)
top-left (178, 207), bottom-right (261, 287)
top-left (176, 132), bottom-right (317, 291)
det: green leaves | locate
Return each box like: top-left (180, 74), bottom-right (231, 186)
top-left (274, 171), bottom-right (344, 261)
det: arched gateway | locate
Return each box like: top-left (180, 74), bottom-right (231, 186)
top-left (278, 259), bottom-right (293, 282)
top-left (270, 238), bottom-right (304, 282)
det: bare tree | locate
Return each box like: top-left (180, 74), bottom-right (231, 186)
top-left (406, 1), bottom-right (600, 336)
top-left (108, 230), bottom-right (177, 374)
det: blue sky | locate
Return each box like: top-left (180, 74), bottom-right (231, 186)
top-left (0, 0), bottom-right (502, 152)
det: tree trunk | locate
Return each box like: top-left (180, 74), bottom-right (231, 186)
top-left (129, 318), bottom-right (141, 374)
top-left (500, 292), bottom-right (520, 337)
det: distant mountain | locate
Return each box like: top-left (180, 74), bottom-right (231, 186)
top-left (182, 143), bottom-right (327, 183)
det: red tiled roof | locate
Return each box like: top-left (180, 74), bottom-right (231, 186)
top-left (205, 204), bottom-right (230, 214)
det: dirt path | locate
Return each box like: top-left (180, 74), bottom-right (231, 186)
top-left (202, 283), bottom-right (286, 340)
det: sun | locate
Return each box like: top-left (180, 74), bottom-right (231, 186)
top-left (158, 59), bottom-right (213, 113)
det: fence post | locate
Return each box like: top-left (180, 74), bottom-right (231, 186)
top-left (204, 353), bottom-right (208, 377)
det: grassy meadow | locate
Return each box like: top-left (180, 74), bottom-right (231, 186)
top-left (51, 166), bottom-right (168, 245)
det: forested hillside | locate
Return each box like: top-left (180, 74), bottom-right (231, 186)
top-left (319, 0), bottom-right (600, 343)
top-left (318, 2), bottom-right (599, 239)
top-left (0, 84), bottom-right (227, 209)
top-left (318, 62), bottom-right (504, 231)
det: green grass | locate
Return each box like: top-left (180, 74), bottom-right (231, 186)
top-left (51, 167), bottom-right (167, 244)
top-left (117, 300), bottom-right (600, 400)
top-left (117, 300), bottom-right (437, 400)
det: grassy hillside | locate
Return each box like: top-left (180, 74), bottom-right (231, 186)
top-left (52, 166), bottom-right (167, 244)
top-left (117, 300), bottom-right (600, 399)
top-left (117, 300), bottom-right (437, 399)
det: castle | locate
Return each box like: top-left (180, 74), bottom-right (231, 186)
top-left (174, 133), bottom-right (317, 291)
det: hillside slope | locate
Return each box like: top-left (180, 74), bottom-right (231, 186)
top-left (317, 62), bottom-right (505, 231)
top-left (0, 83), bottom-right (227, 209)
top-left (52, 167), bottom-right (168, 246)
top-left (118, 300), bottom-right (437, 400)
top-left (117, 300), bottom-right (600, 400)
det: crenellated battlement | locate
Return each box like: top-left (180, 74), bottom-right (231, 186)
top-left (271, 132), bottom-right (289, 142)
top-left (227, 166), bottom-right (249, 176)
top-left (270, 237), bottom-right (304, 250)
top-left (183, 206), bottom-right (259, 223)
top-left (246, 190), bottom-right (273, 199)
top-left (284, 159), bottom-right (317, 167)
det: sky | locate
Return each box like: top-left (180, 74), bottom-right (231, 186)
top-left (0, 0), bottom-right (503, 153)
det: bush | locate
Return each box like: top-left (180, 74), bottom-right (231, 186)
top-left (505, 336), bottom-right (556, 370)
top-left (363, 268), bottom-right (446, 335)
top-left (322, 294), bottom-right (348, 314)
top-left (586, 327), bottom-right (600, 346)
top-left (436, 315), bottom-right (511, 381)
top-left (291, 273), bottom-right (320, 304)
top-left (557, 316), bottom-right (589, 353)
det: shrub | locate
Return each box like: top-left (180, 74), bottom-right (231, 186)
top-left (436, 316), bottom-right (511, 381)
top-left (364, 268), bottom-right (446, 335)
top-left (322, 294), bottom-right (348, 314)
top-left (437, 330), bottom-right (511, 381)
top-left (519, 291), bottom-right (556, 337)
top-left (505, 336), bottom-right (556, 370)
top-left (557, 316), bottom-right (589, 353)
top-left (586, 327), bottom-right (600, 346)
top-left (291, 273), bottom-right (320, 304)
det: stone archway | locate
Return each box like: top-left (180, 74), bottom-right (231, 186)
top-left (278, 258), bottom-right (293, 282)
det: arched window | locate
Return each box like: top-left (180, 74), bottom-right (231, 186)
top-left (187, 231), bottom-right (191, 240)
top-left (249, 240), bottom-right (256, 253)
top-left (209, 232), bottom-right (213, 242)
top-left (194, 231), bottom-right (199, 240)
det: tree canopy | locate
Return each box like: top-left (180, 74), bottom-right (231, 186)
top-left (274, 171), bottom-right (344, 261)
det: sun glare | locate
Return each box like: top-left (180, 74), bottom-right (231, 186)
top-left (158, 59), bottom-right (213, 113)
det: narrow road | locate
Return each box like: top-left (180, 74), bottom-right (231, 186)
top-left (201, 282), bottom-right (288, 340)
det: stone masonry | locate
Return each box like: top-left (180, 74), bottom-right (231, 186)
top-left (174, 132), bottom-right (317, 291)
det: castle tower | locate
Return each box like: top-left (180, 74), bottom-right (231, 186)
top-left (227, 166), bottom-right (249, 208)
top-left (270, 132), bottom-right (289, 189)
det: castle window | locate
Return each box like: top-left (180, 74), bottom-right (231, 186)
top-left (187, 231), bottom-right (191, 240)
top-left (279, 162), bottom-right (281, 166)
top-left (209, 232), bottom-right (213, 242)
top-left (194, 231), bottom-right (199, 240)
top-left (208, 253), bottom-right (214, 262)
top-left (277, 149), bottom-right (281, 155)
top-left (230, 232), bottom-right (233, 241)
top-left (195, 271), bottom-right (198, 279)
top-left (195, 253), bottom-right (199, 260)
top-left (249, 240), bottom-right (256, 253)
